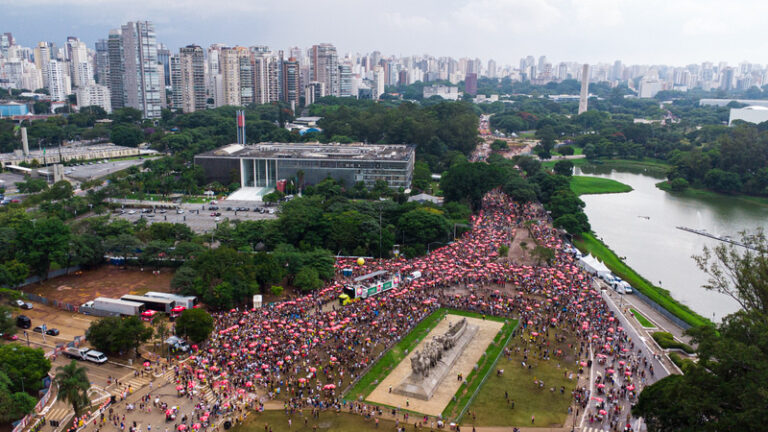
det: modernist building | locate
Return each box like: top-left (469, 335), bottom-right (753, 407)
top-left (195, 142), bottom-right (415, 194)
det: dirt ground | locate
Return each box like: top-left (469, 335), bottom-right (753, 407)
top-left (506, 227), bottom-right (538, 266)
top-left (24, 266), bottom-right (175, 306)
top-left (4, 302), bottom-right (97, 349)
top-left (366, 315), bottom-right (504, 416)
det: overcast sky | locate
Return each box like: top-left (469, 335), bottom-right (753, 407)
top-left (1, 0), bottom-right (765, 67)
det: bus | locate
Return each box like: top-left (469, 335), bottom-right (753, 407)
top-left (120, 295), bottom-right (175, 313)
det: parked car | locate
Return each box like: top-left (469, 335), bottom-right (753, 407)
top-left (214, 217), bottom-right (221, 222)
top-left (16, 315), bottom-right (31, 329)
top-left (46, 328), bottom-right (60, 336)
top-left (10, 299), bottom-right (33, 309)
top-left (1, 333), bottom-right (18, 341)
top-left (128, 210), bottom-right (137, 215)
top-left (176, 209), bottom-right (185, 214)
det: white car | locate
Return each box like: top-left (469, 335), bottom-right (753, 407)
top-left (128, 210), bottom-right (137, 215)
top-left (176, 209), bottom-right (185, 214)
top-left (214, 217), bottom-right (221, 222)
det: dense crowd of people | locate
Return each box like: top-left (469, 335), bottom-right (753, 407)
top-left (166, 190), bottom-right (650, 430)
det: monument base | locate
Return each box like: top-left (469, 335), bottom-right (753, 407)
top-left (393, 322), bottom-right (479, 400)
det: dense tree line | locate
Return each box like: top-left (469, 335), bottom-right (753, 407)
top-left (440, 155), bottom-right (589, 234)
top-left (311, 99), bottom-right (479, 172)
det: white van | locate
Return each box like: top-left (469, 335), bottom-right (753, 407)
top-left (84, 350), bottom-right (108, 364)
top-left (612, 278), bottom-right (633, 294)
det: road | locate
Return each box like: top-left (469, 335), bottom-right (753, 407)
top-left (578, 282), bottom-right (669, 432)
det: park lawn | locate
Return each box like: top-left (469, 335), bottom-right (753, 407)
top-left (235, 409), bottom-right (398, 432)
top-left (574, 232), bottom-right (709, 328)
top-left (630, 308), bottom-right (655, 328)
top-left (442, 317), bottom-right (517, 421)
top-left (569, 176), bottom-right (632, 196)
top-left (462, 339), bottom-right (575, 427)
top-left (656, 181), bottom-right (768, 208)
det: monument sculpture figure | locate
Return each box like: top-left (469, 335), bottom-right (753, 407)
top-left (408, 318), bottom-right (469, 379)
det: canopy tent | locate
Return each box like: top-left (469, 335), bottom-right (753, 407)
top-left (579, 254), bottom-right (611, 275)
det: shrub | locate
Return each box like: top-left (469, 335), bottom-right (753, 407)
top-left (270, 285), bottom-right (284, 296)
top-left (652, 331), bottom-right (695, 354)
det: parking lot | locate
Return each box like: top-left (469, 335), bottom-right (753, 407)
top-left (113, 200), bottom-right (278, 233)
top-left (66, 158), bottom-right (147, 181)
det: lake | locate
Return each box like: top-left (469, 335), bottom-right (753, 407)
top-left (575, 166), bottom-right (768, 321)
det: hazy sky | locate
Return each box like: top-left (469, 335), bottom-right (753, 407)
top-left (1, 0), bottom-right (765, 66)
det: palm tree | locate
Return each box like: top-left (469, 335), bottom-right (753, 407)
top-left (55, 360), bottom-right (90, 415)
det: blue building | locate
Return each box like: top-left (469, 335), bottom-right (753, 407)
top-left (0, 102), bottom-right (29, 116)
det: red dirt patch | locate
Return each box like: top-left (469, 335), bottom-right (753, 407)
top-left (25, 266), bottom-right (175, 306)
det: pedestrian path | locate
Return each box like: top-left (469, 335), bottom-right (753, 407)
top-left (46, 407), bottom-right (71, 423)
top-left (109, 375), bottom-right (152, 397)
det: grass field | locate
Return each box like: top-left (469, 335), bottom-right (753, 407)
top-left (656, 181), bottom-right (768, 208)
top-left (630, 308), bottom-right (655, 328)
top-left (462, 347), bottom-right (574, 428)
top-left (442, 316), bottom-right (517, 421)
top-left (124, 193), bottom-right (216, 204)
top-left (569, 176), bottom-right (633, 196)
top-left (345, 308), bottom-right (517, 422)
top-left (235, 410), bottom-right (398, 432)
top-left (574, 232), bottom-right (709, 328)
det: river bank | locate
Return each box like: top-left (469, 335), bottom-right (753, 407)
top-left (656, 180), bottom-right (768, 208)
top-left (573, 232), bottom-right (710, 328)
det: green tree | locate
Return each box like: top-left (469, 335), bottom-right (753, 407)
top-left (0, 371), bottom-right (36, 423)
top-left (16, 217), bottom-right (71, 278)
top-left (86, 316), bottom-right (152, 355)
top-left (270, 285), bottom-right (284, 296)
top-left (490, 139), bottom-right (508, 151)
top-left (553, 160), bottom-right (574, 176)
top-left (110, 124), bottom-right (144, 147)
top-left (669, 177), bottom-right (689, 192)
top-left (0, 305), bottom-right (15, 338)
top-left (55, 360), bottom-right (90, 415)
top-left (175, 308), bottom-right (214, 344)
top-left (0, 260), bottom-right (30, 287)
top-left (0, 344), bottom-right (51, 394)
top-left (294, 266), bottom-right (323, 292)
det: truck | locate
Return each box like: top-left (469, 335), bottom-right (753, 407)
top-left (64, 347), bottom-right (108, 364)
top-left (90, 297), bottom-right (145, 316)
top-left (144, 291), bottom-right (198, 309)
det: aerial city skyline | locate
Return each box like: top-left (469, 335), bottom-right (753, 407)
top-left (2, 18), bottom-right (766, 118)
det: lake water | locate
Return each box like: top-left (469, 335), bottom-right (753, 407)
top-left (575, 166), bottom-right (768, 321)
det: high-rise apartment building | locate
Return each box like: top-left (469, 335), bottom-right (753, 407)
top-left (106, 29), bottom-right (124, 110)
top-left (68, 39), bottom-right (93, 87)
top-left (253, 49), bottom-right (280, 104)
top-left (178, 45), bottom-right (205, 112)
top-left (76, 84), bottom-right (112, 113)
top-left (310, 43), bottom-right (339, 97)
top-left (169, 55), bottom-right (182, 109)
top-left (115, 21), bottom-right (162, 118)
top-left (157, 44), bottom-right (171, 87)
top-left (339, 63), bottom-right (353, 97)
top-left (46, 60), bottom-right (70, 101)
top-left (464, 72), bottom-right (477, 96)
top-left (219, 46), bottom-right (253, 106)
top-left (94, 39), bottom-right (110, 85)
top-left (282, 57), bottom-right (300, 108)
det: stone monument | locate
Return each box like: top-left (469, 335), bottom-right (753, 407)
top-left (394, 317), bottom-right (478, 400)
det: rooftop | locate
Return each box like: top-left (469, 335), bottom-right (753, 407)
top-left (198, 142), bottom-right (414, 161)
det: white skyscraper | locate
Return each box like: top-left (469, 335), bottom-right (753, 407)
top-left (46, 60), bottom-right (70, 101)
top-left (76, 84), bottom-right (112, 113)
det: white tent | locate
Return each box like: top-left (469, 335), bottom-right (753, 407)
top-left (579, 254), bottom-right (611, 275)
